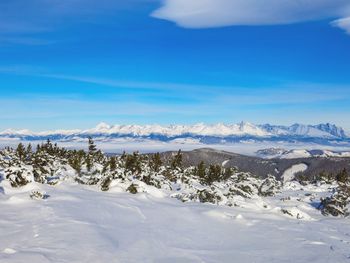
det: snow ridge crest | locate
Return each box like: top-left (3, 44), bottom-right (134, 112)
top-left (0, 122), bottom-right (348, 140)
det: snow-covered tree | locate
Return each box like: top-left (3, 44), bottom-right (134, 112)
top-left (320, 182), bottom-right (350, 217)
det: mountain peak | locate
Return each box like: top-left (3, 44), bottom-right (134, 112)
top-left (314, 123), bottom-right (346, 138)
top-left (95, 122), bottom-right (112, 131)
top-left (0, 122), bottom-right (348, 145)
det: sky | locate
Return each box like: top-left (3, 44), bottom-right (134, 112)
top-left (1, 0), bottom-right (350, 131)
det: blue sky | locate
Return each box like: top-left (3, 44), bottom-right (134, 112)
top-left (1, 0), bottom-right (350, 131)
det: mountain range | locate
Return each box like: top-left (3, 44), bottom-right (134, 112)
top-left (0, 122), bottom-right (349, 146)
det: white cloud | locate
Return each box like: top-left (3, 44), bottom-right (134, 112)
top-left (152, 0), bottom-right (350, 29)
top-left (332, 17), bottom-right (350, 34)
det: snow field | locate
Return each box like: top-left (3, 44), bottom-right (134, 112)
top-left (1, 179), bottom-right (350, 263)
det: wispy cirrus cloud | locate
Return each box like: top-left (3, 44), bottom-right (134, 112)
top-left (0, 66), bottom-right (349, 130)
top-left (152, 0), bottom-right (350, 34)
top-left (0, 0), bottom-right (132, 32)
top-left (0, 36), bottom-right (55, 46)
top-left (0, 65), bottom-right (349, 106)
top-left (0, 0), bottom-right (150, 45)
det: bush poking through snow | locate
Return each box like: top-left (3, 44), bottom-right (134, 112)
top-left (30, 190), bottom-right (49, 200)
top-left (1, 138), bottom-right (348, 219)
top-left (197, 189), bottom-right (222, 204)
top-left (280, 208), bottom-right (312, 220)
top-left (5, 167), bottom-right (33, 187)
top-left (100, 176), bottom-right (112, 192)
top-left (281, 209), bottom-right (294, 217)
top-left (259, 175), bottom-right (282, 197)
top-left (127, 184), bottom-right (138, 194)
top-left (319, 183), bottom-right (350, 217)
top-left (229, 185), bottom-right (256, 199)
top-left (172, 189), bottom-right (222, 204)
top-left (336, 168), bottom-right (349, 184)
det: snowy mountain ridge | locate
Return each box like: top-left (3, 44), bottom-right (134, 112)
top-left (256, 148), bottom-right (350, 159)
top-left (0, 122), bottom-right (348, 140)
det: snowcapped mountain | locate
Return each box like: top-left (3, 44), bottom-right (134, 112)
top-left (256, 148), bottom-right (350, 159)
top-left (313, 123), bottom-right (347, 138)
top-left (259, 123), bottom-right (347, 138)
top-left (75, 121), bottom-right (269, 137)
top-left (0, 122), bottom-right (349, 146)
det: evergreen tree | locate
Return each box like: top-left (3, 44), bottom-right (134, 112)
top-left (196, 161), bottom-right (206, 180)
top-left (207, 164), bottom-right (222, 184)
top-left (320, 182), bottom-right (350, 217)
top-left (69, 150), bottom-right (84, 175)
top-left (36, 144), bottom-right (41, 153)
top-left (86, 155), bottom-right (92, 172)
top-left (121, 151), bottom-right (127, 160)
top-left (336, 168), bottom-right (348, 184)
top-left (25, 144), bottom-right (33, 161)
top-left (318, 171), bottom-right (328, 182)
top-left (150, 153), bottom-right (162, 172)
top-left (223, 167), bottom-right (235, 179)
top-left (110, 156), bottom-right (117, 171)
top-left (101, 176), bottom-right (112, 191)
top-left (26, 144), bottom-right (32, 155)
top-left (125, 152), bottom-right (142, 175)
top-left (88, 137), bottom-right (97, 155)
top-left (171, 150), bottom-right (183, 170)
top-left (45, 139), bottom-right (54, 155)
top-left (16, 143), bottom-right (26, 162)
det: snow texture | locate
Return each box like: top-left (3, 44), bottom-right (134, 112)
top-left (257, 148), bottom-right (350, 159)
top-left (282, 163), bottom-right (308, 183)
top-left (0, 142), bottom-right (349, 262)
top-left (1, 178), bottom-right (350, 262)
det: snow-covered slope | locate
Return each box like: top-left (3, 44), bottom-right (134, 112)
top-left (257, 148), bottom-right (350, 159)
top-left (1, 141), bottom-right (350, 262)
top-left (282, 163), bottom-right (308, 182)
top-left (1, 175), bottom-right (350, 262)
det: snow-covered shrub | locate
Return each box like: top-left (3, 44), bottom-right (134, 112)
top-left (127, 183), bottom-right (138, 194)
top-left (172, 188), bottom-right (223, 204)
top-left (228, 184), bottom-right (256, 199)
top-left (280, 196), bottom-right (291, 202)
top-left (280, 208), bottom-right (312, 220)
top-left (258, 175), bottom-right (281, 197)
top-left (197, 189), bottom-right (222, 204)
top-left (224, 173), bottom-right (260, 199)
top-left (319, 183), bottom-right (350, 217)
top-left (30, 190), bottom-right (49, 200)
top-left (75, 175), bottom-right (100, 185)
top-left (5, 166), bottom-right (34, 187)
top-left (100, 176), bottom-right (112, 191)
top-left (3, 138), bottom-right (347, 219)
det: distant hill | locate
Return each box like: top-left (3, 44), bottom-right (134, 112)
top-left (159, 148), bottom-right (350, 180)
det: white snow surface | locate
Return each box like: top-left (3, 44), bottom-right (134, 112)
top-left (1, 179), bottom-right (350, 262)
top-left (282, 163), bottom-right (308, 183)
top-left (257, 148), bottom-right (350, 159)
